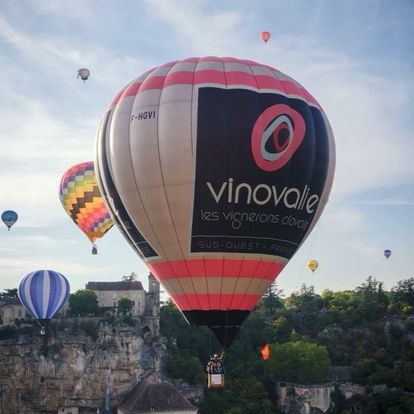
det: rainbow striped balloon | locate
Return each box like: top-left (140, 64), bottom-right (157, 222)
top-left (18, 270), bottom-right (70, 320)
top-left (59, 161), bottom-right (113, 246)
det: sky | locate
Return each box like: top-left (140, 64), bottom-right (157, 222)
top-left (0, 0), bottom-right (413, 298)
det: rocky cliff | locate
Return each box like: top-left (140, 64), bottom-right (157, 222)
top-left (0, 317), bottom-right (163, 413)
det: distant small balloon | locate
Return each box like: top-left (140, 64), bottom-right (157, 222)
top-left (261, 31), bottom-right (271, 44)
top-left (77, 68), bottom-right (90, 82)
top-left (384, 249), bottom-right (391, 259)
top-left (307, 259), bottom-right (319, 273)
top-left (1, 210), bottom-right (18, 231)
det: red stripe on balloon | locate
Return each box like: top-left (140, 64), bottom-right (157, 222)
top-left (147, 259), bottom-right (284, 280)
top-left (164, 71), bottom-right (194, 87)
top-left (194, 70), bottom-right (226, 85)
top-left (172, 293), bottom-right (261, 311)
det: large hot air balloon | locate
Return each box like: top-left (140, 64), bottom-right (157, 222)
top-left (18, 269), bottom-right (70, 333)
top-left (59, 161), bottom-right (114, 254)
top-left (307, 259), bottom-right (319, 273)
top-left (95, 57), bottom-right (335, 350)
top-left (1, 210), bottom-right (18, 231)
top-left (384, 249), bottom-right (391, 259)
top-left (261, 31), bottom-right (271, 44)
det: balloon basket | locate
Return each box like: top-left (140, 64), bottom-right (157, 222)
top-left (208, 373), bottom-right (225, 389)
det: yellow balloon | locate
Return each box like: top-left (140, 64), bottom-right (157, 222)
top-left (307, 259), bottom-right (319, 273)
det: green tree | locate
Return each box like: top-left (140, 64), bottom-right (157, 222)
top-left (265, 340), bottom-right (331, 383)
top-left (0, 288), bottom-right (18, 299)
top-left (118, 297), bottom-right (134, 316)
top-left (68, 290), bottom-right (99, 316)
top-left (354, 276), bottom-right (389, 322)
top-left (391, 277), bottom-right (414, 313)
top-left (285, 285), bottom-right (323, 313)
top-left (122, 272), bottom-right (138, 282)
top-left (166, 349), bottom-right (205, 384)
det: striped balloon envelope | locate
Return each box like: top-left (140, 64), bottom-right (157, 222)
top-left (95, 57), bottom-right (335, 349)
top-left (59, 161), bottom-right (113, 252)
top-left (18, 270), bottom-right (70, 320)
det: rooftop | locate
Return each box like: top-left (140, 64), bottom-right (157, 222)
top-left (119, 380), bottom-right (197, 413)
top-left (86, 281), bottom-right (144, 291)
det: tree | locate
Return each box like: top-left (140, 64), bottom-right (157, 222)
top-left (118, 297), bottom-right (134, 316)
top-left (265, 340), bottom-right (331, 383)
top-left (0, 288), bottom-right (18, 299)
top-left (285, 285), bottom-right (323, 313)
top-left (166, 349), bottom-right (205, 384)
top-left (354, 276), bottom-right (389, 321)
top-left (122, 272), bottom-right (138, 282)
top-left (69, 290), bottom-right (99, 316)
top-left (391, 278), bottom-right (414, 313)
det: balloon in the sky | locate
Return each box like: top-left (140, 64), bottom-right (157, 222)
top-left (307, 259), bottom-right (319, 273)
top-left (59, 161), bottom-right (113, 254)
top-left (1, 210), bottom-right (18, 231)
top-left (18, 269), bottom-right (70, 320)
top-left (384, 249), bottom-right (391, 259)
top-left (95, 57), bottom-right (335, 348)
top-left (261, 31), bottom-right (271, 44)
top-left (77, 68), bottom-right (90, 82)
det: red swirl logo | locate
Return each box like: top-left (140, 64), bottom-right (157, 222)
top-left (251, 104), bottom-right (306, 171)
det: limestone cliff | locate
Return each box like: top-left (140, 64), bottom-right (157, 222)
top-left (0, 317), bottom-right (163, 413)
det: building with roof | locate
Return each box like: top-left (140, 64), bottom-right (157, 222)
top-left (86, 274), bottom-right (160, 318)
top-left (0, 298), bottom-right (25, 326)
top-left (117, 379), bottom-right (197, 414)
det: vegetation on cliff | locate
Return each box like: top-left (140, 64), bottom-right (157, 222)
top-left (160, 276), bottom-right (414, 414)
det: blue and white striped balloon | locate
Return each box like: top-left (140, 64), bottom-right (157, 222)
top-left (18, 270), bottom-right (70, 320)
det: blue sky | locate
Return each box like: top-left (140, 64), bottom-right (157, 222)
top-left (0, 0), bottom-right (413, 297)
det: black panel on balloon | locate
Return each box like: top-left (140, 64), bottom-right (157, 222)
top-left (183, 310), bottom-right (250, 349)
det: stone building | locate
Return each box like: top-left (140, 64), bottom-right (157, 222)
top-left (86, 274), bottom-right (160, 317)
top-left (0, 298), bottom-right (25, 325)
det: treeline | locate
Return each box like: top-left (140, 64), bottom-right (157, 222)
top-left (160, 276), bottom-right (414, 414)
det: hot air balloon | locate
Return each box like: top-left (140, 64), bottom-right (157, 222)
top-left (95, 57), bottom-right (335, 351)
top-left (77, 68), bottom-right (90, 82)
top-left (59, 161), bottom-right (114, 254)
top-left (384, 249), bottom-right (391, 259)
top-left (18, 269), bottom-right (70, 334)
top-left (260, 344), bottom-right (270, 360)
top-left (261, 31), bottom-right (271, 44)
top-left (307, 259), bottom-right (319, 273)
top-left (1, 210), bottom-right (18, 231)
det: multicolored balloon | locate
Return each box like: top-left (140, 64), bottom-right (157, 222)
top-left (307, 259), bottom-right (319, 273)
top-left (384, 249), bottom-right (391, 259)
top-left (18, 270), bottom-right (70, 320)
top-left (261, 31), bottom-right (271, 44)
top-left (59, 161), bottom-right (113, 253)
top-left (95, 57), bottom-right (335, 348)
top-left (1, 210), bottom-right (18, 231)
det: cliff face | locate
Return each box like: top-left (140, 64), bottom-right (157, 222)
top-left (0, 318), bottom-right (163, 413)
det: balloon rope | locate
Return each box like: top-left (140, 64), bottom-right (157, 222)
top-left (294, 222), bottom-right (321, 291)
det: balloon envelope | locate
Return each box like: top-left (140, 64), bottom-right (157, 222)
top-left (18, 270), bottom-right (70, 320)
top-left (78, 68), bottom-right (90, 82)
top-left (95, 56), bottom-right (335, 348)
top-left (384, 249), bottom-right (391, 259)
top-left (307, 259), bottom-right (319, 272)
top-left (261, 31), bottom-right (271, 43)
top-left (59, 161), bottom-right (114, 246)
top-left (1, 210), bottom-right (18, 230)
